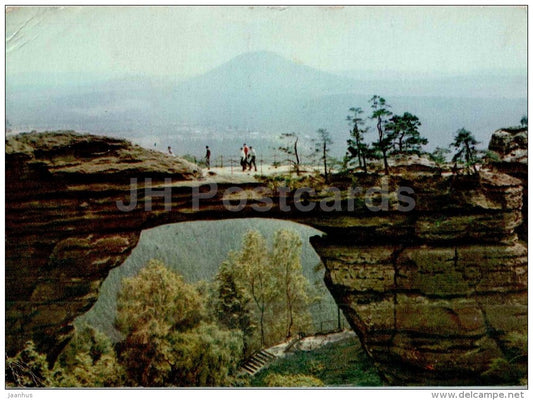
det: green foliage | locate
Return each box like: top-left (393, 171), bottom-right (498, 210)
top-left (54, 324), bottom-right (125, 387)
top-left (386, 112), bottom-right (427, 156)
top-left (278, 132), bottom-right (301, 175)
top-left (481, 358), bottom-right (522, 385)
top-left (430, 147), bottom-right (451, 165)
top-left (263, 373), bottom-right (324, 387)
top-left (6, 341), bottom-right (55, 387)
top-left (520, 115), bottom-right (527, 127)
top-left (167, 322), bottom-right (243, 387)
top-left (217, 229), bottom-right (317, 351)
top-left (116, 259), bottom-right (205, 338)
top-left (78, 220), bottom-right (334, 342)
top-left (481, 332), bottom-right (527, 385)
top-left (115, 259), bottom-right (243, 386)
top-left (6, 327), bottom-right (126, 388)
top-left (482, 150), bottom-right (501, 164)
top-left (313, 128), bottom-right (333, 182)
top-left (369, 95), bottom-right (393, 174)
top-left (271, 230), bottom-right (313, 338)
top-left (449, 128), bottom-right (481, 175)
top-left (252, 337), bottom-right (383, 387)
top-left (346, 107), bottom-right (369, 173)
top-left (506, 331), bottom-right (527, 359)
top-left (215, 258), bottom-right (255, 356)
top-left (181, 154), bottom-right (198, 164)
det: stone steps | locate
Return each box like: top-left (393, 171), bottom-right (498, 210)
top-left (240, 349), bottom-right (276, 376)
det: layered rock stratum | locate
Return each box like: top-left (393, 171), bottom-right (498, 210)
top-left (5, 130), bottom-right (527, 385)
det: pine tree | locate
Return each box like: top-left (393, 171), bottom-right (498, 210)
top-left (450, 128), bottom-right (481, 175)
top-left (386, 112), bottom-right (427, 155)
top-left (369, 95), bottom-right (393, 174)
top-left (215, 258), bottom-right (255, 356)
top-left (314, 128), bottom-right (333, 182)
top-left (346, 107), bottom-right (369, 173)
top-left (278, 132), bottom-right (301, 175)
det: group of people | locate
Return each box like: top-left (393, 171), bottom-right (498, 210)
top-left (240, 143), bottom-right (257, 172)
top-left (167, 143), bottom-right (257, 173)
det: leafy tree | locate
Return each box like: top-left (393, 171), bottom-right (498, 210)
top-left (115, 259), bottom-right (242, 386)
top-left (278, 132), bottom-right (301, 175)
top-left (6, 341), bottom-right (56, 387)
top-left (450, 128), bottom-right (481, 175)
top-left (167, 322), bottom-right (243, 387)
top-left (520, 115), bottom-right (527, 127)
top-left (270, 230), bottom-right (312, 338)
top-left (219, 230), bottom-right (316, 349)
top-left (54, 324), bottom-right (125, 387)
top-left (386, 112), bottom-right (427, 155)
top-left (369, 95), bottom-right (393, 174)
top-left (215, 258), bottom-right (255, 357)
top-left (346, 107), bottom-right (369, 173)
top-left (314, 128), bottom-right (333, 182)
top-left (233, 230), bottom-right (274, 347)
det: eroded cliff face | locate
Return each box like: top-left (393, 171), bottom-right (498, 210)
top-left (489, 127), bottom-right (528, 240)
top-left (5, 131), bottom-right (527, 385)
top-left (312, 170), bottom-right (526, 385)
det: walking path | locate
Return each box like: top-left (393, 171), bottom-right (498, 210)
top-left (240, 329), bottom-right (356, 376)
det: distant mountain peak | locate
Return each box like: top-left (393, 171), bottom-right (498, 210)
top-left (217, 50), bottom-right (303, 71)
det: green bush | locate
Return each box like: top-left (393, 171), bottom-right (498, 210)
top-left (6, 341), bottom-right (55, 387)
top-left (263, 373), bottom-right (324, 387)
top-left (54, 324), bottom-right (125, 387)
top-left (115, 259), bottom-right (244, 386)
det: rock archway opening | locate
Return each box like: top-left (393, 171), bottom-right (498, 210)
top-left (76, 218), bottom-right (348, 343)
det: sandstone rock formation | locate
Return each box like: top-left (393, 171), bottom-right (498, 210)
top-left (489, 127), bottom-right (527, 240)
top-left (5, 131), bottom-right (527, 385)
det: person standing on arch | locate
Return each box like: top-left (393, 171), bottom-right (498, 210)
top-left (205, 146), bottom-right (211, 170)
top-left (243, 143), bottom-right (250, 170)
top-left (248, 146), bottom-right (257, 172)
top-left (240, 147), bottom-right (246, 171)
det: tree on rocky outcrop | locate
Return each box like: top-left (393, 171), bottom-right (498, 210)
top-left (429, 147), bottom-right (451, 175)
top-left (278, 132), bottom-right (302, 175)
top-left (449, 128), bottom-right (481, 175)
top-left (369, 95), bottom-right (393, 174)
top-left (386, 112), bottom-right (427, 156)
top-left (520, 115), bottom-right (527, 127)
top-left (314, 128), bottom-right (333, 183)
top-left (346, 107), bottom-right (369, 173)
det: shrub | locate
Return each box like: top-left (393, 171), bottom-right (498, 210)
top-left (263, 372), bottom-right (324, 387)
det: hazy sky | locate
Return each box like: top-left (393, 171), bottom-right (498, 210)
top-left (6, 6), bottom-right (527, 83)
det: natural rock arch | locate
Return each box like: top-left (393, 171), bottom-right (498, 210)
top-left (6, 132), bottom-right (527, 385)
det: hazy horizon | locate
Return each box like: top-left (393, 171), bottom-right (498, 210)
top-left (7, 6), bottom-right (527, 86)
top-left (6, 6), bottom-right (527, 159)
